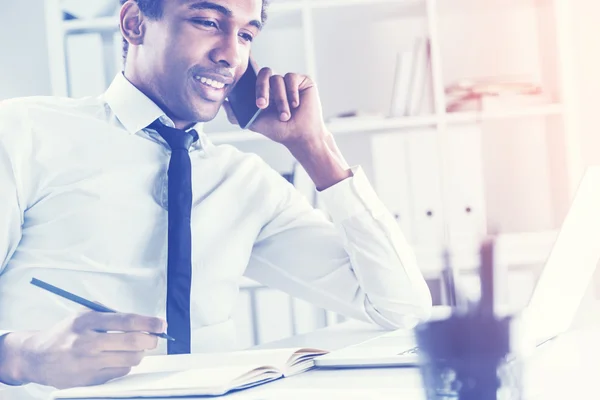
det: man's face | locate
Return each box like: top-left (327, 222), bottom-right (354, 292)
top-left (136, 0), bottom-right (263, 125)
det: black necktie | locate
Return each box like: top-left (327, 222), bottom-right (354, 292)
top-left (149, 120), bottom-right (198, 354)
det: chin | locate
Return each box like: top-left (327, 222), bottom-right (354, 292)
top-left (191, 102), bottom-right (223, 123)
top-left (194, 109), bottom-right (221, 123)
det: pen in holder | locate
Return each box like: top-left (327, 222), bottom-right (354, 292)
top-left (415, 237), bottom-right (523, 400)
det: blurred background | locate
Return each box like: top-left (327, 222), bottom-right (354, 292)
top-left (2, 0), bottom-right (600, 348)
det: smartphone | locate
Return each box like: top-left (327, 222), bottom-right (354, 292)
top-left (227, 58), bottom-right (262, 129)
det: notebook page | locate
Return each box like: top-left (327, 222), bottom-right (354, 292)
top-left (53, 365), bottom-right (281, 399)
top-left (131, 348), bottom-right (307, 375)
top-left (285, 348), bottom-right (329, 376)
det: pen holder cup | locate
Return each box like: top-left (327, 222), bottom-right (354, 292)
top-left (415, 313), bottom-right (524, 400)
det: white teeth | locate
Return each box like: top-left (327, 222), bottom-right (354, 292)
top-left (196, 76), bottom-right (225, 89)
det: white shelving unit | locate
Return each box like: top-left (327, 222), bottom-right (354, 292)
top-left (44, 0), bottom-right (583, 334)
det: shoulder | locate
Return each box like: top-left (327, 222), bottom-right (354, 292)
top-left (0, 96), bottom-right (104, 158)
top-left (0, 95), bottom-right (104, 126)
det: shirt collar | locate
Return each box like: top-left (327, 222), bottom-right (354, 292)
top-left (103, 73), bottom-right (205, 137)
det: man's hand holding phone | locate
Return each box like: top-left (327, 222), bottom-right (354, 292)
top-left (223, 61), bottom-right (351, 191)
top-left (223, 61), bottom-right (327, 149)
top-left (0, 311), bottom-right (166, 389)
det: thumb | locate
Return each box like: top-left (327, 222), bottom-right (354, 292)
top-left (222, 99), bottom-right (239, 126)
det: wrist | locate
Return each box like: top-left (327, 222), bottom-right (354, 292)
top-left (287, 132), bottom-right (352, 191)
top-left (0, 332), bottom-right (34, 385)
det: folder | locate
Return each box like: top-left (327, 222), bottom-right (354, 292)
top-left (370, 132), bottom-right (415, 244)
top-left (405, 129), bottom-right (445, 249)
top-left (443, 125), bottom-right (486, 250)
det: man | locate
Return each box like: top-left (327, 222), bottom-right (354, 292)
top-left (0, 0), bottom-right (432, 396)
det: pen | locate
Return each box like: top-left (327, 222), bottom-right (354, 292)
top-left (30, 277), bottom-right (175, 342)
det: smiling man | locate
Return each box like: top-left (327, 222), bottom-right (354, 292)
top-left (0, 0), bottom-right (431, 396)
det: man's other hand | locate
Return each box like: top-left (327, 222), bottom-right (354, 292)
top-left (0, 310), bottom-right (166, 389)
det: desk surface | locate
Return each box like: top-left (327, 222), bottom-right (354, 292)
top-left (74, 309), bottom-right (600, 400)
top-left (232, 319), bottom-right (426, 399)
top-left (72, 319), bottom-right (426, 400)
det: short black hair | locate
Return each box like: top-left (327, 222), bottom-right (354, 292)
top-left (119, 0), bottom-right (269, 65)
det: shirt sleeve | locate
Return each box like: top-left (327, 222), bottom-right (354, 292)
top-left (0, 101), bottom-right (25, 275)
top-left (0, 102), bottom-right (27, 390)
top-left (245, 166), bottom-right (432, 330)
top-left (0, 331), bottom-right (17, 387)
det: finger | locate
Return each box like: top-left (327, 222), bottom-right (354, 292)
top-left (89, 367), bottom-right (132, 386)
top-left (284, 73), bottom-right (301, 109)
top-left (73, 312), bottom-right (166, 335)
top-left (222, 99), bottom-right (239, 125)
top-left (255, 67), bottom-right (272, 109)
top-left (94, 351), bottom-right (146, 369)
top-left (269, 75), bottom-right (291, 121)
top-left (94, 331), bottom-right (159, 352)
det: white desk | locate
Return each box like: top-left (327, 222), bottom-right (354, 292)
top-left (73, 319), bottom-right (426, 400)
top-left (74, 308), bottom-right (600, 400)
top-left (237, 323), bottom-right (600, 400)
top-left (230, 319), bottom-right (426, 399)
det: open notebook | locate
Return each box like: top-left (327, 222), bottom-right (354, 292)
top-left (51, 347), bottom-right (328, 399)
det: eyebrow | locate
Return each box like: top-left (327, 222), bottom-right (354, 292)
top-left (187, 1), bottom-right (263, 30)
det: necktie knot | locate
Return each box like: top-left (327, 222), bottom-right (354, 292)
top-left (149, 120), bottom-right (198, 151)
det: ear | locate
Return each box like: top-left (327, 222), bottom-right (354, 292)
top-left (120, 0), bottom-right (145, 47)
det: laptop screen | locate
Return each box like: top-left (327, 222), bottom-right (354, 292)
top-left (525, 166), bottom-right (600, 345)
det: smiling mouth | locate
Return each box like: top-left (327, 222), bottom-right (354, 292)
top-left (193, 75), bottom-right (228, 90)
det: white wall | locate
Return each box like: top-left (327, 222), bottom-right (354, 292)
top-left (570, 0), bottom-right (600, 169)
top-left (0, 0), bottom-right (52, 100)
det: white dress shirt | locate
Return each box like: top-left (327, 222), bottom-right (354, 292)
top-left (0, 73), bottom-right (431, 397)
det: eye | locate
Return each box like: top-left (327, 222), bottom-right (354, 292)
top-left (191, 18), bottom-right (218, 29)
top-left (239, 32), bottom-right (254, 43)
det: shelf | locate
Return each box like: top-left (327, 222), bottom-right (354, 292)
top-left (205, 114), bottom-right (437, 143)
top-left (61, 0), bottom-right (423, 34)
top-left (61, 2), bottom-right (305, 34)
top-left (205, 103), bottom-right (564, 144)
top-left (436, 0), bottom-right (546, 14)
top-left (328, 114), bottom-right (438, 133)
top-left (446, 103), bottom-right (564, 123)
top-left (63, 16), bottom-right (118, 34)
top-left (306, 0), bottom-right (421, 9)
top-left (445, 103), bottom-right (563, 124)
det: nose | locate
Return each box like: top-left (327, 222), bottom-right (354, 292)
top-left (208, 31), bottom-right (242, 69)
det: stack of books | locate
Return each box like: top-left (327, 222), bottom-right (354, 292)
top-left (388, 37), bottom-right (433, 118)
top-left (445, 78), bottom-right (547, 113)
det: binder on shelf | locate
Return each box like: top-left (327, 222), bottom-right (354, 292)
top-left (388, 50), bottom-right (414, 117)
top-left (405, 129), bottom-right (445, 250)
top-left (388, 37), bottom-right (434, 118)
top-left (406, 37), bottom-right (433, 117)
top-left (443, 125), bottom-right (487, 251)
top-left (370, 133), bottom-right (415, 244)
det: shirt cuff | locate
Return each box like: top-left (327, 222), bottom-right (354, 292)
top-left (318, 166), bottom-right (387, 222)
top-left (0, 331), bottom-right (20, 388)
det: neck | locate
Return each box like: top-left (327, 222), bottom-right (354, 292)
top-left (122, 67), bottom-right (196, 131)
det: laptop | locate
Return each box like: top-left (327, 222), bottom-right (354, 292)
top-left (315, 166), bottom-right (600, 368)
